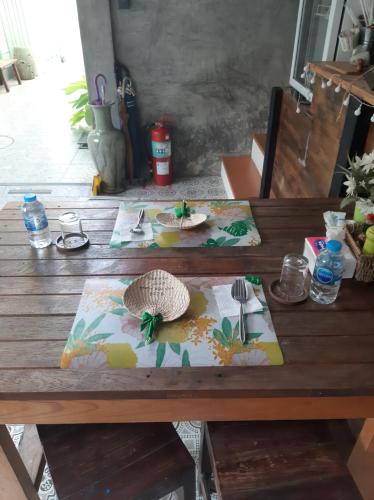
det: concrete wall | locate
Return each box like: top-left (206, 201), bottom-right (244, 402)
top-left (110, 0), bottom-right (299, 176)
top-left (76, 0), bottom-right (120, 128)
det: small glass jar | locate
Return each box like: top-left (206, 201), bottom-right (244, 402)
top-left (279, 254), bottom-right (309, 299)
top-left (59, 212), bottom-right (83, 240)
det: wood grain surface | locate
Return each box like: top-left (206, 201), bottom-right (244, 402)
top-left (0, 198), bottom-right (373, 424)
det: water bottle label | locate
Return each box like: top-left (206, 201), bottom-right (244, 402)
top-left (24, 214), bottom-right (48, 232)
top-left (315, 267), bottom-right (334, 284)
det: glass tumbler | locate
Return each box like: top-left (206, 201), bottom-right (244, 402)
top-left (279, 254), bottom-right (309, 299)
top-left (59, 212), bottom-right (83, 241)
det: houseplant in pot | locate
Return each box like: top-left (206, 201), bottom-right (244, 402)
top-left (341, 151), bottom-right (374, 221)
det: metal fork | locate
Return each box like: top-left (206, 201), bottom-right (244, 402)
top-left (231, 279), bottom-right (248, 345)
top-left (130, 209), bottom-right (144, 234)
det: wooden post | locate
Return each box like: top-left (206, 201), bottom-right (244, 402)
top-left (260, 87), bottom-right (283, 198)
top-left (330, 97), bottom-right (371, 197)
top-left (348, 418), bottom-right (374, 500)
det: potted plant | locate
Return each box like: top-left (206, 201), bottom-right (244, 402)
top-left (341, 151), bottom-right (374, 221)
top-left (64, 77), bottom-right (92, 128)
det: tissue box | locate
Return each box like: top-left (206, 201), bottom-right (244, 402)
top-left (303, 237), bottom-right (356, 279)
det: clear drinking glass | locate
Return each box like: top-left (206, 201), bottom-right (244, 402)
top-left (279, 254), bottom-right (309, 299)
top-left (58, 212), bottom-right (83, 240)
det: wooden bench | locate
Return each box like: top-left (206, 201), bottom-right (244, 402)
top-left (0, 423), bottom-right (196, 499)
top-left (0, 58), bottom-right (22, 92)
top-left (199, 420), bottom-right (362, 499)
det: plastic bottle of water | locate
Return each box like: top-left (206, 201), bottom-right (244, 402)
top-left (21, 194), bottom-right (52, 248)
top-left (309, 239), bottom-right (344, 304)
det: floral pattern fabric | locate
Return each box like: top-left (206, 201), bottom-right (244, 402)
top-left (61, 276), bottom-right (283, 369)
top-left (109, 200), bottom-right (261, 248)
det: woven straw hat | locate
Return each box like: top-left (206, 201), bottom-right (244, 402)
top-left (156, 212), bottom-right (207, 230)
top-left (123, 269), bottom-right (190, 321)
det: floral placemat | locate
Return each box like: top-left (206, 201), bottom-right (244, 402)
top-left (61, 276), bottom-right (283, 369)
top-left (109, 200), bottom-right (261, 248)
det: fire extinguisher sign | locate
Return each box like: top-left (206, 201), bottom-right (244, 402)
top-left (152, 141), bottom-right (171, 158)
top-left (156, 161), bottom-right (170, 175)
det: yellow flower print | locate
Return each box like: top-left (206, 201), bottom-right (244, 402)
top-left (155, 231), bottom-right (180, 247)
top-left (99, 343), bottom-right (138, 368)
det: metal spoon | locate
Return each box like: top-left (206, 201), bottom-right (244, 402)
top-left (130, 209), bottom-right (144, 234)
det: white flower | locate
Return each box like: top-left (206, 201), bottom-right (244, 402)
top-left (370, 179), bottom-right (374, 185)
top-left (358, 152), bottom-right (374, 166)
top-left (362, 162), bottom-right (374, 175)
top-left (359, 180), bottom-right (367, 188)
top-left (343, 176), bottom-right (356, 196)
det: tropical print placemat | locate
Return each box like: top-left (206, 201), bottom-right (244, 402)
top-left (109, 200), bottom-right (261, 248)
top-left (61, 276), bottom-right (283, 369)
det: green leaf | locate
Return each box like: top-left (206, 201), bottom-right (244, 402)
top-left (221, 318), bottom-right (232, 340)
top-left (201, 238), bottom-right (218, 247)
top-left (233, 321), bottom-right (239, 340)
top-left (64, 80), bottom-right (87, 95)
top-left (216, 236), bottom-right (226, 246)
top-left (148, 242), bottom-right (160, 249)
top-left (249, 332), bottom-right (263, 340)
top-left (87, 333), bottom-right (112, 343)
top-left (119, 278), bottom-right (133, 285)
top-left (156, 343), bottom-right (166, 367)
top-left (221, 220), bottom-right (248, 236)
top-left (110, 307), bottom-right (126, 316)
top-left (213, 329), bottom-right (229, 347)
top-left (182, 350), bottom-right (191, 367)
top-left (136, 341), bottom-right (145, 349)
top-left (109, 295), bottom-right (124, 306)
top-left (72, 93), bottom-right (89, 110)
top-left (85, 313), bottom-right (106, 334)
top-left (73, 318), bottom-right (85, 338)
top-left (222, 238), bottom-right (240, 246)
top-left (169, 343), bottom-right (181, 355)
top-left (70, 110), bottom-right (85, 127)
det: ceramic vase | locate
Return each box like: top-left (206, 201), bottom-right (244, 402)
top-left (88, 104), bottom-right (126, 194)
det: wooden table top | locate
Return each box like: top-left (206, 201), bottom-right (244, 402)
top-left (0, 197), bottom-right (373, 424)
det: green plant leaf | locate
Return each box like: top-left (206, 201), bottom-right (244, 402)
top-left (182, 350), bottom-right (191, 367)
top-left (119, 278), bottom-right (133, 285)
top-left (216, 236), bottom-right (226, 246)
top-left (85, 313), bottom-right (106, 334)
top-left (64, 80), bottom-right (87, 95)
top-left (222, 238), bottom-right (241, 246)
top-left (249, 332), bottom-right (263, 340)
top-left (70, 110), bottom-right (85, 127)
top-left (221, 318), bottom-right (232, 340)
top-left (136, 341), bottom-right (145, 349)
top-left (213, 329), bottom-right (229, 347)
top-left (156, 343), bottom-right (166, 367)
top-left (109, 295), bottom-right (124, 306)
top-left (169, 343), bottom-right (181, 355)
top-left (110, 307), bottom-right (126, 316)
top-left (233, 321), bottom-right (239, 339)
top-left (201, 238), bottom-right (218, 247)
top-left (221, 220), bottom-right (247, 236)
top-left (148, 242), bottom-right (160, 248)
top-left (73, 318), bottom-right (85, 338)
top-left (72, 93), bottom-right (89, 110)
top-left (87, 333), bottom-right (112, 343)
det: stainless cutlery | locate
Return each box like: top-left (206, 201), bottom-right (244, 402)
top-left (231, 278), bottom-right (248, 344)
top-left (130, 209), bottom-right (145, 234)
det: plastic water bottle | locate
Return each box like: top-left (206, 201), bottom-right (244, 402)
top-left (21, 194), bottom-right (52, 248)
top-left (309, 240), bottom-right (344, 304)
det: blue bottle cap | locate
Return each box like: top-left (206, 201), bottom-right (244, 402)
top-left (326, 239), bottom-right (342, 253)
top-left (24, 193), bottom-right (37, 203)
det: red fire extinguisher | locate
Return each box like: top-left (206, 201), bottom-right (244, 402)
top-left (150, 121), bottom-right (172, 186)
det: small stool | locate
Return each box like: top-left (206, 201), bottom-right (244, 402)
top-left (37, 423), bottom-right (196, 499)
top-left (0, 58), bottom-right (22, 92)
top-left (199, 420), bottom-right (361, 500)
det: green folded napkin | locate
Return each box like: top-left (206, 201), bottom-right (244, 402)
top-left (175, 200), bottom-right (190, 218)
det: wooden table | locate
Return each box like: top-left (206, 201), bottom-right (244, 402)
top-left (1, 197), bottom-right (374, 498)
top-left (0, 59), bottom-right (21, 93)
top-left (0, 197), bottom-right (373, 424)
